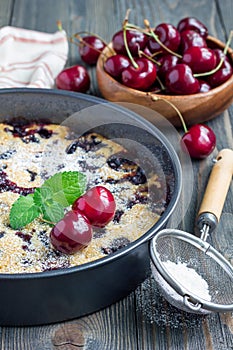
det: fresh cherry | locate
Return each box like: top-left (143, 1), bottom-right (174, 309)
top-left (207, 59), bottom-right (233, 87)
top-left (50, 210), bottom-right (93, 254)
top-left (56, 65), bottom-right (90, 93)
top-left (198, 80), bottom-right (211, 93)
top-left (79, 35), bottom-right (106, 65)
top-left (104, 54), bottom-right (130, 79)
top-left (72, 185), bottom-right (116, 228)
top-left (148, 23), bottom-right (181, 54)
top-left (165, 63), bottom-right (200, 95)
top-left (177, 17), bottom-right (208, 38)
top-left (121, 57), bottom-right (157, 90)
top-left (182, 46), bottom-right (217, 74)
top-left (181, 124), bottom-right (216, 159)
top-left (157, 54), bottom-right (179, 79)
top-left (179, 30), bottom-right (207, 53)
top-left (112, 29), bottom-right (148, 56)
top-left (143, 46), bottom-right (153, 57)
top-left (206, 49), bottom-right (233, 87)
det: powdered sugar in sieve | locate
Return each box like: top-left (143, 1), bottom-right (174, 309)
top-left (162, 260), bottom-right (211, 301)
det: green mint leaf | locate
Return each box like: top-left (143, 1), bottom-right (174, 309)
top-left (34, 187), bottom-right (64, 223)
top-left (10, 194), bottom-right (41, 229)
top-left (62, 171), bottom-right (87, 204)
top-left (39, 171), bottom-right (87, 207)
top-left (40, 173), bottom-right (67, 207)
top-left (10, 171), bottom-right (87, 229)
top-left (42, 201), bottom-right (64, 223)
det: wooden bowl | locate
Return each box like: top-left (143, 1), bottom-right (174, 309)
top-left (96, 36), bottom-right (233, 127)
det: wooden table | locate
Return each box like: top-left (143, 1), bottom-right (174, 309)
top-left (0, 0), bottom-right (233, 349)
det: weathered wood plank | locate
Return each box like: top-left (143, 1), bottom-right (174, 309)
top-left (0, 1), bottom-right (232, 349)
top-left (0, 0), bottom-right (14, 26)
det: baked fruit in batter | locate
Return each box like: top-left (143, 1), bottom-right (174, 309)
top-left (0, 117), bottom-right (167, 273)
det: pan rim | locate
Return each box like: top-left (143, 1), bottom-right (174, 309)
top-left (0, 87), bottom-right (182, 280)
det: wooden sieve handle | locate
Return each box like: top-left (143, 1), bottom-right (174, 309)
top-left (198, 148), bottom-right (233, 222)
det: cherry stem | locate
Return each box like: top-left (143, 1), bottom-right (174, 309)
top-left (144, 19), bottom-right (182, 59)
top-left (155, 75), bottom-right (166, 91)
top-left (194, 30), bottom-right (233, 78)
top-left (71, 31), bottom-right (115, 55)
top-left (150, 94), bottom-right (188, 132)
top-left (39, 216), bottom-right (55, 226)
top-left (56, 20), bottom-right (63, 31)
top-left (138, 49), bottom-right (161, 66)
top-left (123, 25), bottom-right (139, 69)
top-left (122, 8), bottom-right (131, 27)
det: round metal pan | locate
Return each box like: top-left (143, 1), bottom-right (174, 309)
top-left (0, 88), bottom-right (182, 326)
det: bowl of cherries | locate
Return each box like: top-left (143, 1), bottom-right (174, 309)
top-left (96, 15), bottom-right (233, 127)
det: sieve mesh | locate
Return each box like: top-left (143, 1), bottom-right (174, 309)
top-left (154, 233), bottom-right (233, 306)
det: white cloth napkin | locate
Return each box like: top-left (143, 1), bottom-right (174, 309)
top-left (0, 26), bottom-right (68, 88)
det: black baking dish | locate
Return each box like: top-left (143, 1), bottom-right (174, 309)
top-left (0, 88), bottom-right (182, 326)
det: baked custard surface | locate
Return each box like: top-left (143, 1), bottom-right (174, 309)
top-left (0, 119), bottom-right (166, 273)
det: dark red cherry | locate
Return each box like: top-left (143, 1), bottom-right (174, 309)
top-left (79, 35), bottom-right (106, 65)
top-left (213, 49), bottom-right (230, 65)
top-left (179, 30), bottom-right (207, 53)
top-left (50, 210), bottom-right (93, 254)
top-left (121, 57), bottom-right (157, 91)
top-left (181, 124), bottom-right (216, 159)
top-left (143, 46), bottom-right (153, 57)
top-left (205, 49), bottom-right (233, 87)
top-left (112, 29), bottom-right (148, 56)
top-left (148, 23), bottom-right (181, 54)
top-left (207, 59), bottom-right (233, 88)
top-left (182, 47), bottom-right (217, 74)
top-left (104, 54), bottom-right (130, 79)
top-left (157, 54), bottom-right (179, 79)
top-left (56, 65), bottom-right (90, 93)
top-left (165, 63), bottom-right (200, 95)
top-left (72, 186), bottom-right (116, 228)
top-left (198, 80), bottom-right (211, 93)
top-left (177, 17), bottom-right (208, 38)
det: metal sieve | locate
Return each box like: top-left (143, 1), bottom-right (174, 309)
top-left (150, 148), bottom-right (233, 314)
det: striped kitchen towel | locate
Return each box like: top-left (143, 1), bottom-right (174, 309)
top-left (0, 26), bottom-right (68, 88)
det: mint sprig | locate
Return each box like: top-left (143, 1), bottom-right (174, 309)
top-left (9, 171), bottom-right (87, 229)
top-left (10, 194), bottom-right (41, 229)
top-left (33, 186), bottom-right (65, 223)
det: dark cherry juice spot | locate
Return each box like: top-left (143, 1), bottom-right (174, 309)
top-left (107, 156), bottom-right (147, 185)
top-left (126, 191), bottom-right (148, 209)
top-left (113, 209), bottom-right (124, 223)
top-left (66, 133), bottom-right (102, 154)
top-left (42, 250), bottom-right (70, 271)
top-left (4, 117), bottom-right (53, 139)
top-left (107, 156), bottom-right (138, 172)
top-left (15, 231), bottom-right (32, 243)
top-left (26, 169), bottom-right (37, 182)
top-left (0, 171), bottom-right (35, 195)
top-left (0, 149), bottom-right (16, 160)
top-left (101, 237), bottom-right (130, 255)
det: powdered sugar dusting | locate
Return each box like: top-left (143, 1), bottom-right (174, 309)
top-left (162, 260), bottom-right (211, 301)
